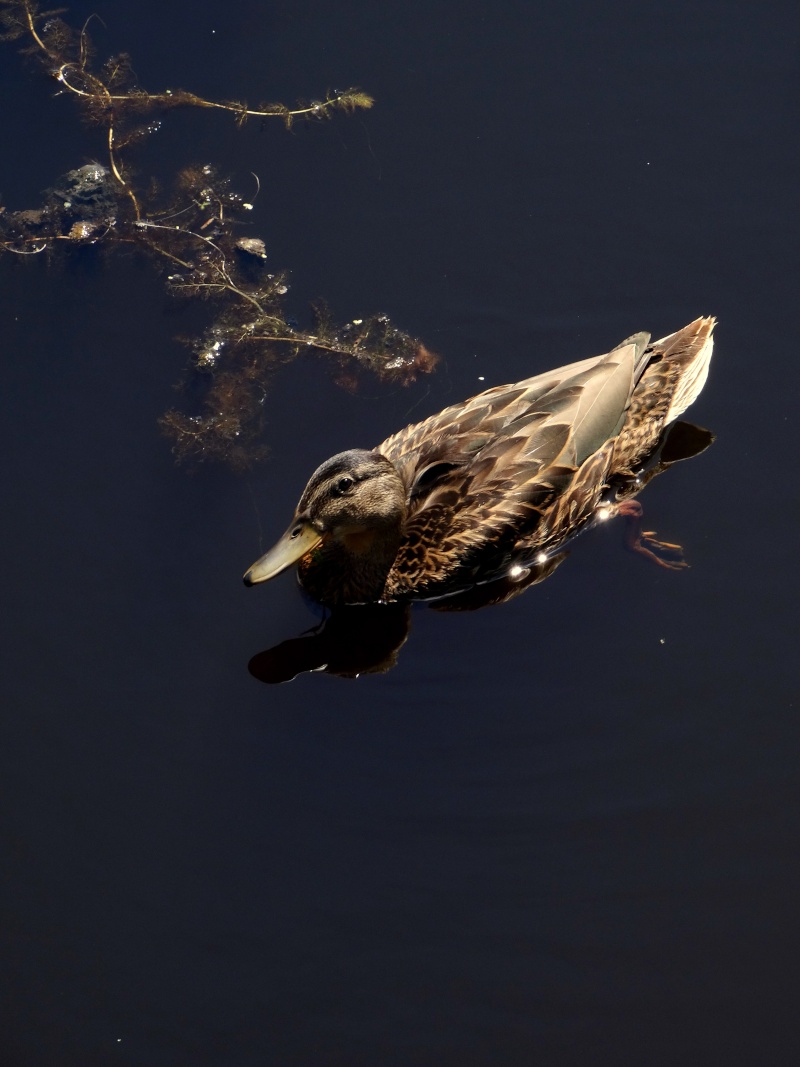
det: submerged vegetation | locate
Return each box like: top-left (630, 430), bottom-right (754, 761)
top-left (0, 0), bottom-right (437, 468)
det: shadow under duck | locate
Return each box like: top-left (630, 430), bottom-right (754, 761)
top-left (244, 317), bottom-right (715, 606)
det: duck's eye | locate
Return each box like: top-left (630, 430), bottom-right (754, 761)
top-left (332, 476), bottom-right (354, 496)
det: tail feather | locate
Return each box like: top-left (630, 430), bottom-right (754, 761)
top-left (652, 316), bottom-right (716, 423)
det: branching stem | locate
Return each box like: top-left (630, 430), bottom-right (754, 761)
top-left (0, 0), bottom-right (431, 470)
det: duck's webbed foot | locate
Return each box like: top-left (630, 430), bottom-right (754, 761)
top-left (616, 499), bottom-right (688, 571)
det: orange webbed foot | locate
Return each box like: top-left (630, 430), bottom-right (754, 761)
top-left (616, 499), bottom-right (689, 571)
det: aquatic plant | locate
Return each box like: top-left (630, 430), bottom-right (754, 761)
top-left (0, 0), bottom-right (437, 468)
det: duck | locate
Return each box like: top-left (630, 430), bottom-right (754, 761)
top-left (244, 317), bottom-right (715, 606)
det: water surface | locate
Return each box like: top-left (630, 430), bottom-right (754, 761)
top-left (1, 1), bottom-right (798, 1064)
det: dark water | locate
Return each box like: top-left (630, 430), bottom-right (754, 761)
top-left (2, 1), bottom-right (798, 1063)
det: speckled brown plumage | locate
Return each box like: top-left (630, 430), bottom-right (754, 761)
top-left (245, 317), bottom-right (715, 605)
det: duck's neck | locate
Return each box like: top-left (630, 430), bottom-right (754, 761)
top-left (298, 524), bottom-right (404, 606)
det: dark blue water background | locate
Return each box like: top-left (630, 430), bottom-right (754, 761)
top-left (1, 1), bottom-right (798, 1063)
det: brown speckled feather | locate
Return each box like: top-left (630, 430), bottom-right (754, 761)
top-left (380, 317), bottom-right (715, 598)
top-left (611, 316), bottom-right (716, 473)
top-left (246, 317), bottom-right (715, 605)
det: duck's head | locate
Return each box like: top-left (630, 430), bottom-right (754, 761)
top-left (243, 449), bottom-right (407, 588)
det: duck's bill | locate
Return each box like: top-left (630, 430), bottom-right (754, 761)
top-left (243, 521), bottom-right (323, 586)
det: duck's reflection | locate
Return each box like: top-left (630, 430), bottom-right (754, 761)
top-left (248, 603), bottom-right (413, 683)
top-left (247, 552), bottom-right (567, 683)
top-left (248, 421), bottom-right (714, 683)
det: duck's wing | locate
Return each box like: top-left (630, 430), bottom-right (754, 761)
top-left (385, 338), bottom-right (649, 596)
top-left (379, 332), bottom-right (651, 486)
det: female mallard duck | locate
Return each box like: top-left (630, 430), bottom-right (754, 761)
top-left (244, 317), bottom-right (715, 606)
